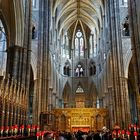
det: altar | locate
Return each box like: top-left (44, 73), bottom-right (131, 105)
top-left (53, 108), bottom-right (108, 132)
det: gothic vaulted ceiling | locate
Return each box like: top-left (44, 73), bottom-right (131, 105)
top-left (53, 0), bottom-right (104, 37)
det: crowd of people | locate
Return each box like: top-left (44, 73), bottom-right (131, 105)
top-left (43, 126), bottom-right (140, 140)
top-left (44, 130), bottom-right (111, 140)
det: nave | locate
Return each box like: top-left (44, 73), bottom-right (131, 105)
top-left (0, 0), bottom-right (140, 139)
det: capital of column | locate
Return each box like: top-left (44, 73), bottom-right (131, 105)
top-left (120, 76), bottom-right (128, 80)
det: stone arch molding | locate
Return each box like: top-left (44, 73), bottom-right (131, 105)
top-left (13, 0), bottom-right (24, 46)
top-left (0, 0), bottom-right (24, 47)
top-left (61, 81), bottom-right (71, 100)
top-left (89, 82), bottom-right (98, 96)
top-left (0, 12), bottom-right (9, 46)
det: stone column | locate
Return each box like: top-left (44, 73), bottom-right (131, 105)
top-left (6, 46), bottom-right (23, 80)
top-left (99, 98), bottom-right (103, 108)
top-left (92, 96), bottom-right (97, 108)
top-left (55, 96), bottom-right (59, 108)
top-left (36, 0), bottom-right (50, 124)
top-left (59, 99), bottom-right (62, 108)
top-left (108, 87), bottom-right (115, 128)
top-left (102, 95), bottom-right (106, 108)
top-left (120, 77), bottom-right (131, 128)
top-left (107, 0), bottom-right (128, 127)
top-left (48, 87), bottom-right (53, 112)
top-left (129, 0), bottom-right (140, 122)
top-left (32, 79), bottom-right (38, 124)
top-left (52, 92), bottom-right (56, 108)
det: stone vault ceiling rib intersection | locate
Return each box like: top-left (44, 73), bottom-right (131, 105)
top-left (53, 0), bottom-right (103, 37)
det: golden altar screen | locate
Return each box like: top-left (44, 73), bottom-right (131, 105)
top-left (53, 108), bottom-right (108, 132)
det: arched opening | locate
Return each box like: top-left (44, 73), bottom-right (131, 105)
top-left (75, 84), bottom-right (85, 108)
top-left (62, 82), bottom-right (71, 108)
top-left (63, 60), bottom-right (70, 76)
top-left (89, 61), bottom-right (96, 76)
top-left (122, 16), bottom-right (130, 36)
top-left (0, 19), bottom-right (7, 77)
top-left (60, 114), bottom-right (66, 131)
top-left (75, 62), bottom-right (84, 77)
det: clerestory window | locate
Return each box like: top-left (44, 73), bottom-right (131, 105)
top-left (75, 30), bottom-right (84, 58)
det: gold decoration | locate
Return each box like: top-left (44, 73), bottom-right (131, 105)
top-left (53, 108), bottom-right (108, 132)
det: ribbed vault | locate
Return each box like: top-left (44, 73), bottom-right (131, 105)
top-left (53, 0), bottom-right (104, 37)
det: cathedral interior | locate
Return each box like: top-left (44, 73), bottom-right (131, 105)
top-left (0, 0), bottom-right (140, 137)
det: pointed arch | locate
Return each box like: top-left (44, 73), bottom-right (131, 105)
top-left (74, 81), bottom-right (85, 94)
top-left (0, 0), bottom-right (24, 47)
top-left (0, 10), bottom-right (9, 47)
top-left (75, 61), bottom-right (85, 77)
top-left (88, 83), bottom-right (98, 107)
top-left (62, 81), bottom-right (71, 108)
